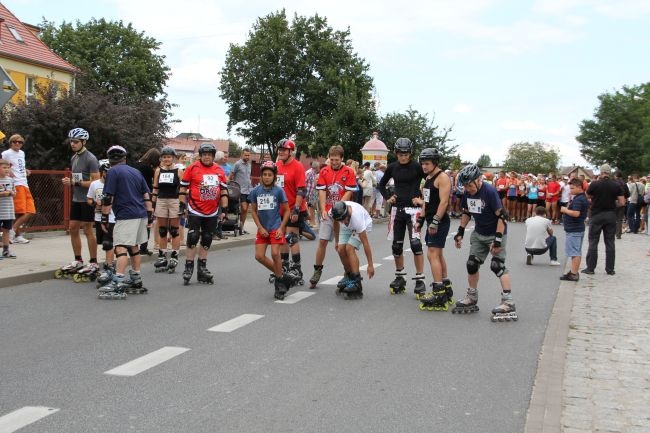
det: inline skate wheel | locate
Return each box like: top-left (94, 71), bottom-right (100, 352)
top-left (72, 273), bottom-right (83, 283)
top-left (418, 303), bottom-right (426, 311)
top-left (298, 279), bottom-right (304, 286)
top-left (54, 269), bottom-right (64, 279)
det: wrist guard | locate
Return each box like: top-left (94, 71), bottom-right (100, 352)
top-left (493, 232), bottom-right (503, 248)
top-left (147, 211), bottom-right (154, 224)
top-left (101, 214), bottom-right (109, 225)
top-left (454, 225), bottom-right (465, 241)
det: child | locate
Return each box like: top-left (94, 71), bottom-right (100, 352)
top-left (329, 200), bottom-right (375, 300)
top-left (87, 159), bottom-right (116, 281)
top-left (0, 159), bottom-right (16, 258)
top-left (249, 161), bottom-right (294, 300)
top-left (559, 178), bottom-right (589, 281)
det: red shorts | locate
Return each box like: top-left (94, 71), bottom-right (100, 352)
top-left (255, 229), bottom-right (286, 245)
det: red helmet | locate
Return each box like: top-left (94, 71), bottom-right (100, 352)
top-left (276, 138), bottom-right (295, 150)
top-left (260, 160), bottom-right (277, 175)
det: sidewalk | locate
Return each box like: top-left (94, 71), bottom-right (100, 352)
top-left (526, 231), bottom-right (650, 433)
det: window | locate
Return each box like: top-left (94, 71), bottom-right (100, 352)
top-left (7, 26), bottom-right (24, 43)
top-left (25, 77), bottom-right (34, 103)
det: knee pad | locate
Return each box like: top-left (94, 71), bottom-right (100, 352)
top-left (115, 252), bottom-right (128, 259)
top-left (128, 248), bottom-right (140, 257)
top-left (285, 232), bottom-right (299, 246)
top-left (158, 226), bottom-right (168, 239)
top-left (392, 241), bottom-right (404, 257)
top-left (169, 226), bottom-right (180, 238)
top-left (114, 245), bottom-right (128, 258)
top-left (409, 238), bottom-right (423, 256)
top-left (490, 257), bottom-right (506, 277)
top-left (186, 229), bottom-right (199, 248)
top-left (102, 239), bottom-right (113, 251)
top-left (466, 255), bottom-right (482, 275)
top-left (200, 230), bottom-right (213, 250)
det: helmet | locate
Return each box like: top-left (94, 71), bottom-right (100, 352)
top-left (98, 159), bottom-right (111, 172)
top-left (260, 160), bottom-right (277, 175)
top-left (418, 148), bottom-right (440, 164)
top-left (198, 143), bottom-right (216, 155)
top-left (394, 138), bottom-right (413, 153)
top-left (68, 128), bottom-right (89, 141)
top-left (456, 164), bottom-right (482, 186)
top-left (160, 146), bottom-right (177, 157)
top-left (107, 145), bottom-right (127, 162)
top-left (276, 139), bottom-right (296, 151)
top-left (329, 201), bottom-right (349, 221)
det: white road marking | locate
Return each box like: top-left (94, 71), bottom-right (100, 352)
top-left (320, 276), bottom-right (343, 285)
top-left (275, 291), bottom-right (315, 304)
top-left (359, 263), bottom-right (382, 271)
top-left (0, 406), bottom-right (59, 433)
top-left (104, 346), bottom-right (190, 377)
top-left (383, 255), bottom-right (393, 260)
top-left (207, 314), bottom-right (264, 333)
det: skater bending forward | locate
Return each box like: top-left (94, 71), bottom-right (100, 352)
top-left (329, 201), bottom-right (374, 299)
top-left (453, 164), bottom-right (517, 320)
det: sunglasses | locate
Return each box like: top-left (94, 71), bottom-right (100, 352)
top-left (11, 140), bottom-right (24, 144)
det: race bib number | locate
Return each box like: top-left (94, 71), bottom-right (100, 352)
top-left (159, 172), bottom-right (174, 184)
top-left (257, 195), bottom-right (276, 210)
top-left (498, 184), bottom-right (504, 190)
top-left (202, 174), bottom-right (217, 186)
top-left (467, 198), bottom-right (483, 214)
top-left (276, 174), bottom-right (285, 188)
top-left (422, 188), bottom-right (430, 203)
top-left (72, 173), bottom-right (83, 183)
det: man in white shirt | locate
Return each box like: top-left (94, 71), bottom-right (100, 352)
top-left (525, 206), bottom-right (560, 266)
top-left (1, 134), bottom-right (35, 244)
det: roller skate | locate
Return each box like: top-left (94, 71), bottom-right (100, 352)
top-left (97, 277), bottom-right (127, 300)
top-left (197, 259), bottom-right (214, 284)
top-left (74, 262), bottom-right (100, 283)
top-left (451, 288), bottom-right (479, 314)
top-left (182, 260), bottom-right (194, 286)
top-left (336, 272), bottom-right (353, 296)
top-left (288, 262), bottom-right (304, 286)
top-left (154, 251), bottom-right (168, 273)
top-left (389, 269), bottom-right (407, 294)
top-left (341, 273), bottom-right (363, 300)
top-left (274, 275), bottom-right (289, 300)
top-left (121, 270), bottom-right (147, 294)
top-left (309, 264), bottom-right (323, 289)
top-left (413, 273), bottom-right (426, 299)
top-left (419, 283), bottom-right (448, 311)
top-left (96, 263), bottom-right (115, 288)
top-left (55, 260), bottom-right (84, 279)
top-left (491, 293), bottom-right (518, 322)
top-left (443, 278), bottom-right (454, 305)
top-left (167, 251), bottom-right (179, 274)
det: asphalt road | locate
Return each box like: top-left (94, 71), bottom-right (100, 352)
top-left (0, 220), bottom-right (565, 433)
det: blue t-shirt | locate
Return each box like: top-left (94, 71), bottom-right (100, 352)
top-left (461, 182), bottom-right (506, 236)
top-left (103, 163), bottom-right (150, 220)
top-left (563, 192), bottom-right (589, 232)
top-left (249, 184), bottom-right (287, 231)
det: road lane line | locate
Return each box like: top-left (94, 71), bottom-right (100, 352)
top-left (383, 255), bottom-right (393, 260)
top-left (359, 263), bottom-right (381, 271)
top-left (104, 346), bottom-right (190, 377)
top-left (320, 276), bottom-right (343, 285)
top-left (207, 314), bottom-right (264, 333)
top-left (275, 291), bottom-right (315, 304)
top-left (0, 406), bottom-right (59, 433)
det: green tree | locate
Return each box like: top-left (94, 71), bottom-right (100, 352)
top-left (228, 140), bottom-right (242, 158)
top-left (477, 153), bottom-right (491, 167)
top-left (219, 10), bottom-right (377, 160)
top-left (377, 107), bottom-right (455, 166)
top-left (503, 141), bottom-right (560, 174)
top-left (577, 83), bottom-right (650, 173)
top-left (40, 18), bottom-right (170, 103)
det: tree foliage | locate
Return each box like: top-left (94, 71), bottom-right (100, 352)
top-left (219, 10), bottom-right (377, 160)
top-left (40, 18), bottom-right (170, 103)
top-left (0, 84), bottom-right (169, 169)
top-left (577, 83), bottom-right (650, 173)
top-left (477, 153), bottom-right (492, 167)
top-left (503, 141), bottom-right (560, 174)
top-left (377, 107), bottom-right (456, 166)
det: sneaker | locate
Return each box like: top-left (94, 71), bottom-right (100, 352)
top-left (560, 272), bottom-right (579, 282)
top-left (13, 235), bottom-right (30, 244)
top-left (549, 260), bottom-right (560, 266)
top-left (606, 270), bottom-right (616, 275)
top-left (3, 250), bottom-right (16, 259)
top-left (581, 268), bottom-right (595, 275)
top-left (526, 254), bottom-right (533, 265)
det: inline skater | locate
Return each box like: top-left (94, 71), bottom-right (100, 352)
top-left (178, 143), bottom-right (229, 285)
top-left (453, 164), bottom-right (517, 322)
top-left (87, 159), bottom-right (115, 284)
top-left (377, 138), bottom-right (426, 297)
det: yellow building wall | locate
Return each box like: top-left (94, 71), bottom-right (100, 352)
top-left (1, 57), bottom-right (73, 104)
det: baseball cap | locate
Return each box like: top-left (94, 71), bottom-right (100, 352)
top-left (599, 164), bottom-right (612, 174)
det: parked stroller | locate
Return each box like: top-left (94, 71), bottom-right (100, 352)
top-left (219, 181), bottom-right (242, 236)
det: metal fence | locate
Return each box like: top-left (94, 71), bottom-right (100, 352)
top-left (23, 169), bottom-right (71, 232)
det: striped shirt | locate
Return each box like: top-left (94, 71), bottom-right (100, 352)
top-left (0, 177), bottom-right (15, 220)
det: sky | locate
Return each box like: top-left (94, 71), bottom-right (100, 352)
top-left (4, 0), bottom-right (650, 168)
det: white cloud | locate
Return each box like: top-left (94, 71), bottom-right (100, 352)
top-left (501, 120), bottom-right (543, 131)
top-left (453, 103), bottom-right (473, 113)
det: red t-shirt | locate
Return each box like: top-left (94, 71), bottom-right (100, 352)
top-left (180, 161), bottom-right (227, 216)
top-left (495, 177), bottom-right (508, 193)
top-left (537, 183), bottom-right (547, 200)
top-left (276, 158), bottom-right (307, 212)
top-left (546, 181), bottom-right (560, 202)
top-left (316, 165), bottom-right (357, 212)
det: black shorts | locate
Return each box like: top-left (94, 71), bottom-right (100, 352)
top-left (517, 195), bottom-right (527, 203)
top-left (507, 196), bottom-right (517, 202)
top-left (425, 217), bottom-right (450, 248)
top-left (536, 199), bottom-right (546, 208)
top-left (94, 221), bottom-right (115, 250)
top-left (498, 190), bottom-right (506, 199)
top-left (287, 210), bottom-right (308, 229)
top-left (187, 214), bottom-right (219, 235)
top-left (0, 219), bottom-right (13, 230)
top-left (240, 194), bottom-right (249, 204)
top-left (71, 201), bottom-right (95, 222)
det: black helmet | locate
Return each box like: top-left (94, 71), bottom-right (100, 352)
top-left (394, 138), bottom-right (413, 153)
top-left (329, 201), bottom-right (349, 221)
top-left (107, 145), bottom-right (127, 162)
top-left (418, 148), bottom-right (440, 164)
top-left (98, 159), bottom-right (111, 172)
top-left (198, 143), bottom-right (216, 155)
top-left (457, 164), bottom-right (482, 186)
top-left (161, 146), bottom-right (177, 157)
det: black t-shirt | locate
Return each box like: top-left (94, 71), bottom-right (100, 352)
top-left (423, 170), bottom-right (450, 224)
top-left (378, 160), bottom-right (424, 207)
top-left (131, 161), bottom-right (155, 192)
top-left (586, 177), bottom-right (623, 215)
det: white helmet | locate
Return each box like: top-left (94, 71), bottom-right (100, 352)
top-left (68, 128), bottom-right (89, 141)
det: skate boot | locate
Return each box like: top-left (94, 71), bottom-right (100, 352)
top-left (97, 277), bottom-right (127, 300)
top-left (419, 283), bottom-right (448, 311)
top-left (121, 270), bottom-right (147, 294)
top-left (183, 260), bottom-right (194, 286)
top-left (443, 278), bottom-right (454, 305)
top-left (413, 273), bottom-right (426, 299)
top-left (451, 287), bottom-right (479, 314)
top-left (289, 262), bottom-right (304, 286)
top-left (342, 273), bottom-right (363, 300)
top-left (75, 262), bottom-right (100, 283)
top-left (336, 272), bottom-right (353, 296)
top-left (96, 263), bottom-right (115, 288)
top-left (167, 251), bottom-right (179, 274)
top-left (154, 251), bottom-right (168, 273)
top-left (197, 259), bottom-right (214, 284)
top-left (274, 275), bottom-right (289, 300)
top-left (55, 260), bottom-right (84, 279)
top-left (491, 292), bottom-right (517, 322)
top-left (309, 264), bottom-right (323, 289)
top-left (389, 269), bottom-right (407, 294)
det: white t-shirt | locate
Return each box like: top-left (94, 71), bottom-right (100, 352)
top-left (1, 149), bottom-right (28, 187)
top-left (560, 181), bottom-right (570, 203)
top-left (87, 179), bottom-right (116, 223)
top-left (342, 201), bottom-right (373, 233)
top-left (525, 215), bottom-right (551, 249)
